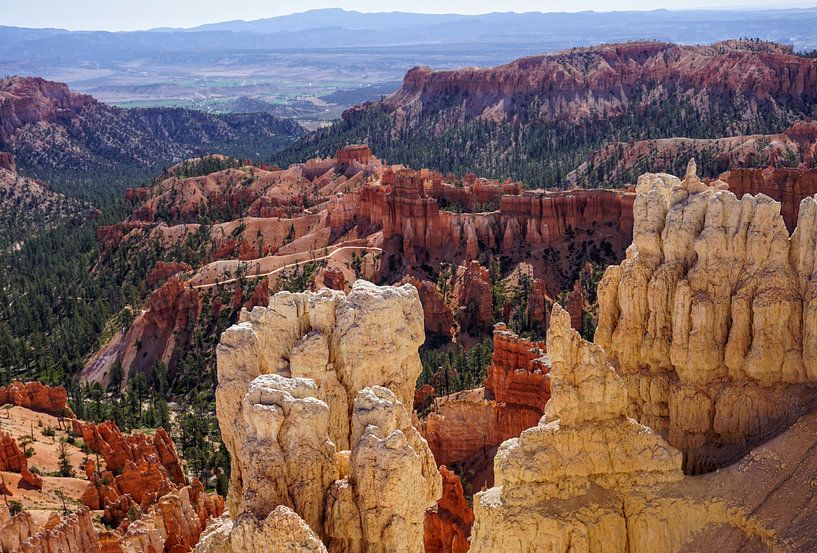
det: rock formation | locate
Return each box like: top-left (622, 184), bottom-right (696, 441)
top-left (401, 276), bottom-right (454, 336)
top-left (0, 76), bottom-right (305, 175)
top-left (113, 479), bottom-right (223, 553)
top-left (721, 165), bottom-right (817, 231)
top-left (0, 381), bottom-right (73, 417)
top-left (383, 41), bottom-right (816, 131)
top-left (0, 431), bottom-right (43, 490)
top-left (0, 508), bottom-right (101, 553)
top-left (335, 145), bottom-right (373, 167)
top-left (147, 261), bottom-right (193, 287)
top-left (453, 262), bottom-right (493, 335)
top-left (72, 421), bottom-right (185, 484)
top-left (469, 302), bottom-right (817, 553)
top-left (0, 152), bottom-right (14, 173)
top-left (421, 325), bottom-right (550, 489)
top-left (470, 304), bottom-right (683, 552)
top-left (566, 121), bottom-right (817, 188)
top-left (206, 281), bottom-right (441, 552)
top-left (423, 466), bottom-right (474, 553)
top-left (596, 160), bottom-right (817, 472)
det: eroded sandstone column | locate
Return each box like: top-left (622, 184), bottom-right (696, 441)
top-left (201, 281), bottom-right (440, 553)
top-left (595, 160), bottom-right (817, 472)
top-left (470, 304), bottom-right (683, 553)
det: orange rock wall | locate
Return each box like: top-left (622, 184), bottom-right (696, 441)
top-left (0, 381), bottom-right (73, 418)
top-left (424, 466), bottom-right (474, 553)
top-left (722, 167), bottom-right (817, 231)
top-left (484, 324), bottom-right (550, 411)
top-left (0, 431), bottom-right (43, 490)
top-left (71, 421), bottom-right (185, 485)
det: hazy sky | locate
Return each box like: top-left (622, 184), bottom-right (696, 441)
top-left (3, 0), bottom-right (815, 31)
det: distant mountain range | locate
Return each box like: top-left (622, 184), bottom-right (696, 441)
top-left (5, 7), bottom-right (817, 53)
top-left (2, 7), bottom-right (817, 121)
top-left (280, 39), bottom-right (817, 187)
top-left (0, 77), bottom-right (305, 201)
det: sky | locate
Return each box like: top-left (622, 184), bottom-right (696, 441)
top-left (2, 0), bottom-right (816, 31)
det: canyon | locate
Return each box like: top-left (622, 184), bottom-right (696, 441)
top-left (285, 40), bottom-right (817, 188)
top-left (0, 382), bottom-right (224, 553)
top-left (84, 145), bottom-right (632, 386)
top-left (201, 160), bottom-right (817, 553)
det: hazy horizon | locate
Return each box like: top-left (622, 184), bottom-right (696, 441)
top-left (4, 1), bottom-right (817, 32)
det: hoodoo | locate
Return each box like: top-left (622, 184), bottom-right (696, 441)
top-left (198, 281), bottom-right (441, 552)
top-left (470, 301), bottom-right (817, 553)
top-left (596, 159), bottom-right (817, 472)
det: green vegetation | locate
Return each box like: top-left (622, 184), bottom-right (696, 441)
top-left (418, 337), bottom-right (494, 398)
top-left (277, 92), bottom-right (809, 188)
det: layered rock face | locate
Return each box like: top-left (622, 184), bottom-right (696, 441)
top-left (204, 281), bottom-right (441, 552)
top-left (567, 121), bottom-right (817, 188)
top-left (470, 305), bottom-right (684, 552)
top-left (721, 166), bottom-right (817, 231)
top-left (376, 173), bottom-right (634, 287)
top-left (421, 325), bottom-right (550, 490)
top-left (471, 303), bottom-right (817, 553)
top-left (0, 381), bottom-right (73, 417)
top-left (423, 466), bottom-right (474, 553)
top-left (595, 160), bottom-right (817, 472)
top-left (484, 324), bottom-right (549, 411)
top-left (383, 41), bottom-right (817, 130)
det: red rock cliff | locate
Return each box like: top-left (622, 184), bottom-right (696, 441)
top-left (424, 466), bottom-right (474, 553)
top-left (0, 76), bottom-right (96, 146)
top-left (383, 41), bottom-right (817, 128)
top-left (721, 167), bottom-right (817, 231)
top-left (0, 381), bottom-right (74, 418)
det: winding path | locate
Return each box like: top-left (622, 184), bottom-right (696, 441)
top-left (191, 245), bottom-right (383, 289)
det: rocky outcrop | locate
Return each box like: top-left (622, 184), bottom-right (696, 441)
top-left (0, 76), bottom-right (95, 146)
top-left (402, 276), bottom-right (454, 336)
top-left (470, 304), bottom-right (683, 552)
top-left (484, 324), bottom-right (550, 411)
top-left (453, 262), bottom-right (493, 335)
top-left (595, 160), bottom-right (817, 472)
top-left (114, 480), bottom-right (223, 553)
top-left (567, 121), bottom-right (817, 188)
top-left (0, 431), bottom-right (43, 490)
top-left (78, 422), bottom-right (190, 530)
top-left (321, 268), bottom-right (347, 291)
top-left (566, 279), bottom-right (586, 331)
top-left (377, 172), bottom-right (634, 288)
top-left (335, 145), bottom-right (372, 167)
top-left (147, 261), bottom-right (193, 287)
top-left (0, 152), bottom-right (14, 173)
top-left (721, 166), bottom-right (817, 231)
top-left (197, 507), bottom-right (328, 553)
top-left (470, 303), bottom-right (817, 553)
top-left (72, 421), bottom-right (185, 484)
top-left (424, 466), bottom-right (474, 553)
top-left (208, 281), bottom-right (441, 552)
top-left (0, 76), bottom-right (305, 176)
top-left (0, 508), bottom-right (101, 553)
top-left (0, 381), bottom-right (73, 417)
top-left (421, 325), bottom-right (550, 489)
